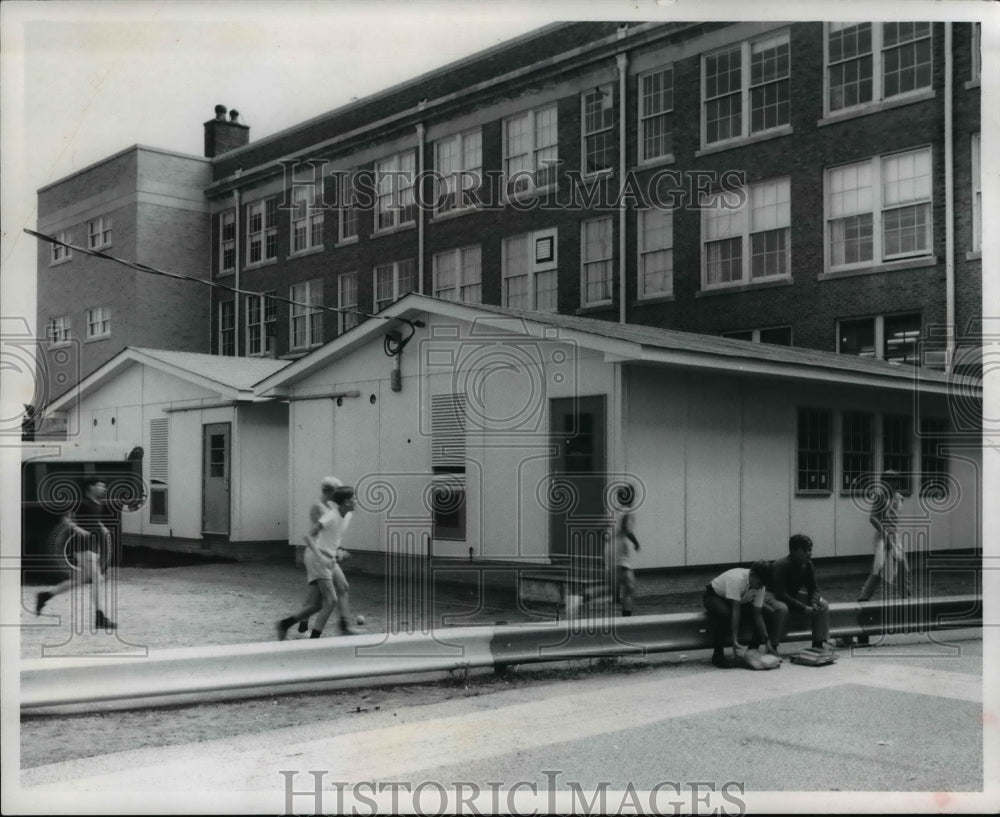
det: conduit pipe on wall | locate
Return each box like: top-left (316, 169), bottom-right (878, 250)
top-left (617, 51), bottom-right (629, 325)
top-left (944, 22), bottom-right (956, 373)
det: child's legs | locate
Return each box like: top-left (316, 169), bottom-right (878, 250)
top-left (311, 579), bottom-right (338, 632)
top-left (293, 583), bottom-right (323, 621)
top-left (332, 563), bottom-right (351, 620)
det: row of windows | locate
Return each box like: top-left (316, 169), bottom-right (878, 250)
top-left (48, 217), bottom-right (113, 264)
top-left (45, 307), bottom-right (111, 344)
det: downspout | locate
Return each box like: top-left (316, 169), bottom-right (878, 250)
top-left (416, 121), bottom-right (426, 294)
top-left (944, 22), bottom-right (956, 374)
top-left (617, 51), bottom-right (628, 324)
top-left (233, 188), bottom-right (242, 356)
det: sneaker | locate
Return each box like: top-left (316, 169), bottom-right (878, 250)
top-left (35, 591), bottom-right (51, 616)
top-left (297, 620), bottom-right (310, 634)
top-left (276, 619), bottom-right (290, 641)
top-left (95, 610), bottom-right (117, 630)
top-left (340, 618), bottom-right (364, 636)
top-left (711, 653), bottom-right (734, 669)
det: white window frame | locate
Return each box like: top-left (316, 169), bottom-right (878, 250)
top-left (581, 84), bottom-right (615, 176)
top-left (701, 176), bottom-right (791, 290)
top-left (434, 128), bottom-right (483, 215)
top-left (86, 306), bottom-right (111, 340)
top-left (702, 30), bottom-right (790, 148)
top-left (433, 247), bottom-right (482, 305)
top-left (289, 280), bottom-right (323, 351)
top-left (638, 65), bottom-right (674, 163)
top-left (245, 291), bottom-right (276, 357)
top-left (972, 133), bottom-right (981, 253)
top-left (290, 185), bottom-right (324, 254)
top-left (824, 22), bottom-right (933, 116)
top-left (502, 228), bottom-right (558, 312)
top-left (338, 271), bottom-right (360, 335)
top-left (218, 301), bottom-right (234, 356)
top-left (825, 146), bottom-right (933, 272)
top-left (220, 210), bottom-right (236, 274)
top-left (87, 216), bottom-right (112, 249)
top-left (836, 312), bottom-right (922, 363)
top-left (50, 231), bottom-right (72, 264)
top-left (375, 150), bottom-right (416, 232)
top-left (581, 216), bottom-right (614, 307)
top-left (374, 259), bottom-right (416, 312)
top-left (638, 207), bottom-right (674, 298)
top-left (46, 315), bottom-right (71, 345)
top-left (339, 172), bottom-right (359, 242)
top-left (247, 197), bottom-right (278, 265)
top-left (503, 103), bottom-right (558, 197)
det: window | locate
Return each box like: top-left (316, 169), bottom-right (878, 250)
top-left (797, 408), bottom-right (831, 492)
top-left (338, 271), bottom-right (360, 334)
top-left (435, 129), bottom-right (482, 214)
top-left (703, 31), bottom-right (790, 146)
top-left (883, 414), bottom-right (913, 494)
top-left (247, 198), bottom-right (277, 264)
top-left (920, 417), bottom-right (949, 498)
top-left (638, 207), bottom-right (673, 298)
top-left (220, 210), bottom-right (236, 274)
top-left (504, 104), bottom-right (558, 196)
top-left (86, 306), bottom-right (110, 339)
top-left (972, 133), bottom-right (981, 252)
top-left (826, 147), bottom-right (932, 269)
top-left (51, 231), bottom-right (71, 264)
top-left (722, 326), bottom-right (792, 345)
top-left (88, 216), bottom-right (112, 249)
top-left (826, 22), bottom-right (932, 114)
top-left (374, 259), bottom-right (416, 312)
top-left (339, 172), bottom-right (359, 242)
top-left (502, 229), bottom-right (558, 312)
top-left (838, 313), bottom-right (921, 363)
top-left (46, 315), bottom-right (71, 345)
top-left (291, 185), bottom-right (323, 253)
top-left (433, 247), bottom-right (481, 304)
top-left (972, 22), bottom-right (981, 82)
top-left (218, 301), bottom-right (234, 356)
top-left (149, 418), bottom-right (168, 525)
top-left (581, 216), bottom-right (614, 306)
top-left (639, 66), bottom-right (674, 162)
top-left (246, 291), bottom-right (276, 356)
top-left (841, 411), bottom-right (874, 492)
top-left (431, 393), bottom-right (467, 541)
top-left (290, 280), bottom-right (323, 350)
top-left (582, 85), bottom-right (615, 174)
top-left (703, 177), bottom-right (790, 288)
top-left (376, 151), bottom-right (416, 231)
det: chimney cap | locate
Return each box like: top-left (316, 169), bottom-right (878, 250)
top-left (214, 104), bottom-right (228, 120)
top-left (229, 109), bottom-right (240, 123)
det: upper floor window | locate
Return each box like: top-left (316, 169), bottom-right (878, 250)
top-left (582, 85), bottom-right (615, 175)
top-left (433, 247), bottom-right (482, 304)
top-left (339, 172), bottom-right (359, 242)
top-left (972, 133), bottom-right (981, 252)
top-left (639, 66), bottom-right (674, 162)
top-left (972, 22), bottom-right (981, 82)
top-left (88, 216), bottom-right (112, 249)
top-left (338, 271), bottom-right (360, 334)
top-left (826, 22), bottom-right (932, 114)
top-left (374, 259), bottom-right (416, 312)
top-left (703, 30), bottom-right (790, 146)
top-left (722, 326), bottom-right (792, 345)
top-left (290, 279), bottom-right (323, 350)
top-left (218, 301), bottom-right (235, 356)
top-left (86, 306), bottom-right (111, 339)
top-left (220, 210), bottom-right (236, 274)
top-left (702, 176), bottom-right (790, 289)
top-left (581, 216), bottom-right (614, 307)
top-left (246, 291), bottom-right (276, 357)
top-left (291, 185), bottom-right (324, 253)
top-left (435, 129), bottom-right (482, 214)
top-left (376, 151), bottom-right (416, 231)
top-left (247, 197), bottom-right (278, 264)
top-left (504, 104), bottom-right (558, 196)
top-left (503, 228), bottom-right (558, 312)
top-left (638, 207), bottom-right (674, 298)
top-left (46, 315), bottom-right (71, 345)
top-left (826, 147), bottom-right (932, 270)
top-left (51, 231), bottom-right (72, 264)
top-left (838, 312), bottom-right (921, 364)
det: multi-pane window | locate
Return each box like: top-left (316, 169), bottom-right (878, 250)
top-left (88, 216), bottom-right (112, 249)
top-left (433, 247), bottom-right (482, 304)
top-left (826, 22), bottom-right (932, 114)
top-left (639, 66), bottom-right (674, 162)
top-left (502, 229), bottom-right (558, 312)
top-left (797, 408), bottom-right (831, 492)
top-left (638, 207), bottom-right (673, 298)
top-left (246, 291), bottom-right (276, 356)
top-left (838, 313), bottom-right (921, 364)
top-left (51, 231), bottom-right (72, 264)
top-left (582, 85), bottom-right (615, 175)
top-left (722, 326), bottom-right (792, 345)
top-left (883, 414), bottom-right (913, 494)
top-left (376, 151), bottom-right (416, 231)
top-left (220, 210), bottom-right (236, 273)
top-left (703, 31), bottom-right (790, 146)
top-left (247, 198), bottom-right (278, 264)
top-left (841, 411), bottom-right (874, 492)
top-left (46, 316), bottom-right (71, 345)
top-left (86, 306), bottom-right (111, 339)
top-left (581, 216), bottom-right (614, 306)
top-left (826, 147), bottom-right (932, 269)
top-left (339, 172), bottom-right (359, 242)
top-left (290, 280), bottom-right (323, 350)
top-left (504, 104), bottom-right (558, 195)
top-left (338, 271), bottom-right (360, 334)
top-left (920, 417), bottom-right (949, 498)
top-left (435, 129), bottom-right (483, 213)
top-left (972, 133), bottom-right (981, 252)
top-left (374, 259), bottom-right (416, 312)
top-left (972, 22), bottom-right (982, 82)
top-left (218, 301), bottom-right (234, 356)
top-left (703, 177), bottom-right (790, 288)
top-left (291, 185), bottom-right (324, 253)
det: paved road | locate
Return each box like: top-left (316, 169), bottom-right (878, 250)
top-left (13, 631), bottom-right (990, 815)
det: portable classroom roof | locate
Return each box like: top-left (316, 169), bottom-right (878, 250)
top-left (254, 293), bottom-right (980, 398)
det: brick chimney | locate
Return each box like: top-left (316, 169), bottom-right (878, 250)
top-left (204, 105), bottom-right (250, 158)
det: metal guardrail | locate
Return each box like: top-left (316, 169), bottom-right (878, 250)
top-left (20, 595), bottom-right (982, 710)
